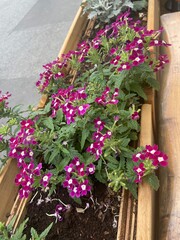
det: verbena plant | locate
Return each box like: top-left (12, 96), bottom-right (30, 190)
top-left (0, 216), bottom-right (52, 240)
top-left (82, 0), bottom-right (148, 23)
top-left (0, 11), bottom-right (170, 222)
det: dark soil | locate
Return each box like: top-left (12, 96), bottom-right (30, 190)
top-left (24, 182), bottom-right (121, 240)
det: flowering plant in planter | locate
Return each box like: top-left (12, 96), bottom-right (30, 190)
top-left (0, 8), bottom-right (170, 238)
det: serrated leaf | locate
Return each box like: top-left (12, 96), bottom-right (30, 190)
top-left (144, 173), bottom-right (160, 191)
top-left (110, 71), bottom-right (128, 89)
top-left (107, 155), bottom-right (119, 164)
top-left (30, 227), bottom-right (39, 239)
top-left (43, 118), bottom-right (54, 131)
top-left (95, 171), bottom-right (107, 184)
top-left (129, 82), bottom-right (147, 100)
top-left (57, 157), bottom-right (70, 172)
top-left (146, 77), bottom-right (160, 90)
top-left (44, 101), bottom-right (51, 113)
top-left (126, 182), bottom-right (138, 199)
top-left (56, 109), bottom-right (63, 123)
top-left (39, 223), bottom-right (53, 238)
top-left (120, 138), bottom-right (130, 147)
top-left (128, 120), bottom-right (139, 131)
top-left (81, 129), bottom-right (90, 150)
top-left (107, 162), bottom-right (118, 170)
top-left (49, 148), bottom-right (60, 163)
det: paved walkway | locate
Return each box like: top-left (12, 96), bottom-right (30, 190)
top-left (0, 0), bottom-right (81, 108)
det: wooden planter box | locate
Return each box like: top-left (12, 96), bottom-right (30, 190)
top-left (0, 0), bottom-right (159, 239)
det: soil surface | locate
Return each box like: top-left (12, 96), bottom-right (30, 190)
top-left (24, 182), bottom-right (121, 240)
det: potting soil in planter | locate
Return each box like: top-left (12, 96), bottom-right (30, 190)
top-left (24, 182), bottom-right (123, 240)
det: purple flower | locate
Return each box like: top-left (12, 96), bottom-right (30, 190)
top-left (86, 163), bottom-right (95, 175)
top-left (64, 163), bottom-right (74, 174)
top-left (79, 180), bottom-right (91, 196)
top-left (110, 55), bottom-right (121, 65)
top-left (78, 104), bottom-right (90, 115)
top-left (133, 163), bottom-right (145, 183)
top-left (117, 62), bottom-right (132, 71)
top-left (40, 172), bottom-right (53, 187)
top-left (131, 111), bottom-right (140, 120)
top-left (94, 117), bottom-right (105, 131)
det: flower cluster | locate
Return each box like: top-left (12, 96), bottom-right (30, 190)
top-left (132, 144), bottom-right (168, 183)
top-left (8, 119), bottom-right (37, 166)
top-left (36, 58), bottom-right (65, 92)
top-left (15, 162), bottom-right (42, 198)
top-left (95, 87), bottom-right (119, 106)
top-left (87, 117), bottom-right (112, 160)
top-left (0, 90), bottom-right (11, 108)
top-left (62, 157), bottom-right (95, 198)
top-left (51, 86), bottom-right (90, 124)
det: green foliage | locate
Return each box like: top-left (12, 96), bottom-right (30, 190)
top-left (82, 0), bottom-right (147, 23)
top-left (0, 216), bottom-right (53, 240)
top-left (144, 173), bottom-right (160, 191)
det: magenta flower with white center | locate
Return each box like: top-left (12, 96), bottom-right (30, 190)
top-left (71, 157), bottom-right (81, 167)
top-left (20, 119), bottom-right (34, 129)
top-left (117, 62), bottom-right (132, 71)
top-left (70, 186), bottom-right (81, 198)
top-left (86, 163), bottom-right (95, 175)
top-left (40, 172), bottom-right (53, 188)
top-left (133, 163), bottom-right (145, 183)
top-left (78, 104), bottom-right (90, 116)
top-left (80, 179), bottom-right (91, 196)
top-left (64, 163), bottom-right (74, 174)
top-left (153, 153), bottom-right (168, 167)
top-left (110, 55), bottom-right (121, 65)
top-left (77, 163), bottom-right (85, 176)
top-left (33, 163), bottom-right (42, 176)
top-left (94, 117), bottom-right (105, 131)
top-left (131, 111), bottom-right (140, 120)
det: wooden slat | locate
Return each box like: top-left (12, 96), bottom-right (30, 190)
top-left (58, 5), bottom-right (88, 58)
top-left (157, 12), bottom-right (180, 240)
top-left (136, 104), bottom-right (154, 240)
top-left (0, 159), bottom-right (19, 223)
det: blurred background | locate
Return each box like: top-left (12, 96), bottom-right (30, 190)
top-left (0, 0), bottom-right (81, 108)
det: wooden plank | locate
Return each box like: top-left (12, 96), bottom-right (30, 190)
top-left (58, 5), bottom-right (88, 58)
top-left (0, 159), bottom-right (19, 223)
top-left (157, 12), bottom-right (180, 240)
top-left (147, 0), bottom-right (160, 31)
top-left (136, 104), bottom-right (154, 240)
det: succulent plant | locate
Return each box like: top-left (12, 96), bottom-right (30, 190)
top-left (82, 0), bottom-right (147, 23)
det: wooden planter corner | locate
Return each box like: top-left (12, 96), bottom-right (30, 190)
top-left (0, 0), bottom-right (159, 239)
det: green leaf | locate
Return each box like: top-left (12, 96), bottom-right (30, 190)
top-left (81, 129), bottom-right (90, 150)
top-left (49, 148), bottom-right (60, 163)
top-left (39, 223), bottom-right (53, 239)
top-left (73, 197), bottom-right (82, 205)
top-left (126, 182), bottom-right (138, 199)
top-left (128, 120), bottom-right (139, 131)
top-left (107, 162), bottom-right (118, 170)
top-left (120, 138), bottom-right (130, 147)
top-left (56, 157), bottom-right (70, 172)
top-left (95, 171), bottom-right (107, 184)
top-left (144, 173), bottom-right (160, 191)
top-left (11, 218), bottom-right (28, 240)
top-left (107, 155), bottom-right (119, 164)
top-left (110, 71), bottom-right (128, 89)
top-left (43, 118), bottom-right (54, 131)
top-left (44, 101), bottom-right (51, 114)
top-left (129, 82), bottom-right (147, 100)
top-left (30, 228), bottom-right (39, 239)
top-left (56, 109), bottom-right (63, 123)
top-left (146, 77), bottom-right (160, 91)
